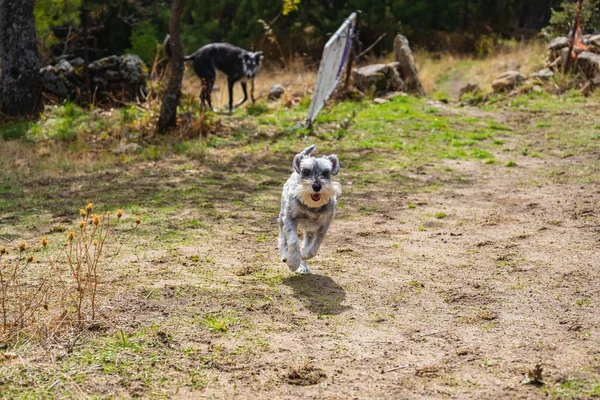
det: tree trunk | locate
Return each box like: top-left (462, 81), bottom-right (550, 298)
top-left (0, 0), bottom-right (42, 117)
top-left (158, 0), bottom-right (185, 134)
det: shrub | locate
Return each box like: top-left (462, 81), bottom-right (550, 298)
top-left (543, 0), bottom-right (600, 37)
top-left (0, 204), bottom-right (140, 342)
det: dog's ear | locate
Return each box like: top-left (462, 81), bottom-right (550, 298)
top-left (293, 153), bottom-right (304, 174)
top-left (325, 155), bottom-right (340, 175)
top-left (255, 51), bottom-right (263, 60)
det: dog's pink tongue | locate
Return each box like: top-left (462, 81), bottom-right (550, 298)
top-left (310, 194), bottom-right (321, 202)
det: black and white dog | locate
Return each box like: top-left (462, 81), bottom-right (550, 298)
top-left (164, 35), bottom-right (262, 112)
top-left (278, 145), bottom-right (341, 274)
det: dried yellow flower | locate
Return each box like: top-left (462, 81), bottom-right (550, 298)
top-left (68, 232), bottom-right (74, 241)
top-left (41, 237), bottom-right (48, 247)
top-left (86, 202), bottom-right (93, 214)
top-left (93, 214), bottom-right (100, 226)
top-left (93, 240), bottom-right (98, 246)
top-left (79, 221), bottom-right (85, 229)
top-left (1, 263), bottom-right (7, 270)
top-left (19, 242), bottom-right (26, 253)
top-left (135, 218), bottom-right (141, 225)
top-left (27, 255), bottom-right (34, 263)
top-left (80, 209), bottom-right (86, 218)
top-left (0, 246), bottom-right (6, 255)
top-left (117, 209), bottom-right (123, 219)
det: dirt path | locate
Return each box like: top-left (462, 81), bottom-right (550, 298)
top-left (1, 97), bottom-right (599, 398)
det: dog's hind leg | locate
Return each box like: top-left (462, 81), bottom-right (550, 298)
top-left (301, 224), bottom-right (330, 260)
top-left (235, 82), bottom-right (248, 107)
top-left (205, 76), bottom-right (215, 111)
top-left (301, 231), bottom-right (314, 258)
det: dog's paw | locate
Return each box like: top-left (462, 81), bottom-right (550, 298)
top-left (295, 260), bottom-right (311, 275)
top-left (286, 252), bottom-right (302, 271)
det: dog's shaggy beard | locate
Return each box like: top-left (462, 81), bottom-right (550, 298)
top-left (294, 182), bottom-right (342, 208)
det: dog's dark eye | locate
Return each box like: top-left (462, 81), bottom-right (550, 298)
top-left (322, 170), bottom-right (330, 179)
top-left (301, 169), bottom-right (310, 177)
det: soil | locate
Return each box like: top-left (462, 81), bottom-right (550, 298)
top-left (0, 100), bottom-right (599, 399)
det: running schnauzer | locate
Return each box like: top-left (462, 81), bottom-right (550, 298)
top-left (278, 145), bottom-right (341, 274)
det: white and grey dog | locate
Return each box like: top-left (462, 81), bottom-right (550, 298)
top-left (278, 145), bottom-right (341, 274)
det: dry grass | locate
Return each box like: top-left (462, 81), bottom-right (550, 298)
top-left (415, 40), bottom-right (548, 98)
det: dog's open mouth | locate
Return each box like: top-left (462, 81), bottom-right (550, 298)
top-left (310, 193), bottom-right (321, 202)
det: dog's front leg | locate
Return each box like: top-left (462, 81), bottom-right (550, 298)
top-left (283, 218), bottom-right (301, 271)
top-left (250, 80), bottom-right (256, 104)
top-left (236, 82), bottom-right (248, 107)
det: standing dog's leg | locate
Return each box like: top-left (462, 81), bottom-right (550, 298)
top-left (205, 76), bottom-right (215, 111)
top-left (250, 80), bottom-right (256, 104)
top-left (283, 218), bottom-right (301, 271)
top-left (227, 77), bottom-right (236, 112)
top-left (236, 82), bottom-right (248, 107)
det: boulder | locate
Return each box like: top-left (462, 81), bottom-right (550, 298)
top-left (492, 71), bottom-right (525, 92)
top-left (393, 34), bottom-right (426, 96)
top-left (353, 62), bottom-right (405, 95)
top-left (39, 60), bottom-right (77, 99)
top-left (548, 36), bottom-right (568, 51)
top-left (531, 68), bottom-right (554, 81)
top-left (69, 57), bottom-right (85, 68)
top-left (268, 84), bottom-right (285, 100)
top-left (576, 51), bottom-right (600, 79)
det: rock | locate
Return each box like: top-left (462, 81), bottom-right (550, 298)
top-left (353, 63), bottom-right (405, 95)
top-left (458, 83), bottom-right (482, 98)
top-left (393, 34), bottom-right (426, 96)
top-left (54, 59), bottom-right (74, 77)
top-left (39, 62), bottom-right (76, 100)
top-left (492, 71), bottom-right (525, 92)
top-left (119, 54), bottom-right (147, 85)
top-left (112, 142), bottom-right (141, 154)
top-left (548, 36), bottom-right (568, 51)
top-left (104, 70), bottom-right (122, 82)
top-left (268, 84), bottom-right (285, 100)
top-left (89, 55), bottom-right (119, 73)
top-left (589, 34), bottom-right (600, 46)
top-left (41, 54), bottom-right (148, 105)
top-left (69, 57), bottom-right (85, 68)
top-left (372, 97), bottom-right (388, 104)
top-left (531, 68), bottom-right (554, 80)
top-left (576, 51), bottom-right (600, 79)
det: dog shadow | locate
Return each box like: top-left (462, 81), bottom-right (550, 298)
top-left (282, 274), bottom-right (350, 315)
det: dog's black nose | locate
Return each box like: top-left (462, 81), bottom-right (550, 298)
top-left (312, 183), bottom-right (321, 192)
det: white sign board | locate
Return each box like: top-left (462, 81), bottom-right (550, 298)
top-left (306, 12), bottom-right (357, 125)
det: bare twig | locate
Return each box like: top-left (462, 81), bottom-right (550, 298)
top-left (383, 364), bottom-right (409, 373)
top-left (356, 33), bottom-right (386, 60)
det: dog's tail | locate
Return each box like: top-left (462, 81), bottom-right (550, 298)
top-left (301, 144), bottom-right (316, 156)
top-left (163, 34), bottom-right (194, 62)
